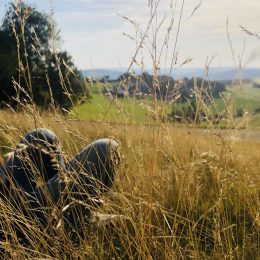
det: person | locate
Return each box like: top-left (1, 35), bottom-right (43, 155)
top-left (0, 128), bottom-right (120, 238)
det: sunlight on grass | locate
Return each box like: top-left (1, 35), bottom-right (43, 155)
top-left (0, 0), bottom-right (260, 258)
top-left (72, 94), bottom-right (157, 124)
top-left (73, 94), bottom-right (147, 123)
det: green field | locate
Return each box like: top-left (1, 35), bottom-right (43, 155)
top-left (226, 84), bottom-right (260, 127)
top-left (72, 94), bottom-right (150, 123)
top-left (227, 84), bottom-right (260, 112)
top-left (72, 83), bottom-right (260, 128)
top-left (72, 82), bottom-right (171, 124)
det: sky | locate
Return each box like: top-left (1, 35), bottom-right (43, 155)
top-left (1, 0), bottom-right (260, 70)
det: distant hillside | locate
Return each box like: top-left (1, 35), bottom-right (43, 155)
top-left (82, 67), bottom-right (260, 81)
top-left (82, 69), bottom-right (124, 80)
top-left (168, 67), bottom-right (260, 81)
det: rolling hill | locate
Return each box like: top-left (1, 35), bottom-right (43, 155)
top-left (82, 67), bottom-right (260, 81)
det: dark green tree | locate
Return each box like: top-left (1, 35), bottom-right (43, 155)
top-left (0, 30), bottom-right (18, 107)
top-left (0, 2), bottom-right (89, 109)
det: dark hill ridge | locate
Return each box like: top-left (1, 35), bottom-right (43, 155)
top-left (82, 67), bottom-right (260, 81)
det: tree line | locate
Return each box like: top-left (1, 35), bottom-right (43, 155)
top-left (103, 71), bottom-right (226, 102)
top-left (101, 72), bottom-right (227, 123)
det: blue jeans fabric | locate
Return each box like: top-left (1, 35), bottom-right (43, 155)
top-left (0, 128), bottom-right (120, 227)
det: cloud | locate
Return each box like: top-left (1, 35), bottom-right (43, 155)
top-left (1, 0), bottom-right (260, 68)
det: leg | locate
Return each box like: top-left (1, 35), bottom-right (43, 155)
top-left (0, 128), bottom-right (66, 225)
top-left (12, 128), bottom-right (65, 192)
top-left (66, 138), bottom-right (120, 198)
top-left (62, 138), bottom-right (120, 235)
top-left (0, 132), bottom-right (120, 235)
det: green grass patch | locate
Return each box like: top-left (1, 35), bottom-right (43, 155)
top-left (227, 84), bottom-right (260, 113)
top-left (72, 83), bottom-right (260, 127)
top-left (71, 94), bottom-right (155, 124)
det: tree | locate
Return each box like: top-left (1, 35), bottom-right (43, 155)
top-left (0, 2), bottom-right (89, 109)
top-left (0, 30), bottom-right (18, 106)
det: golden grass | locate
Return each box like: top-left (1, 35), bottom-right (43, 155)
top-left (0, 109), bottom-right (259, 259)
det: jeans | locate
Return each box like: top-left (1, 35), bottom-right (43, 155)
top-left (0, 128), bottom-right (120, 229)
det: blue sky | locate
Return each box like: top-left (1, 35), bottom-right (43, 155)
top-left (1, 0), bottom-right (260, 70)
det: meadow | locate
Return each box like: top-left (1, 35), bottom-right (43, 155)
top-left (1, 49), bottom-right (260, 260)
top-left (0, 1), bottom-right (260, 258)
top-left (73, 93), bottom-right (150, 124)
top-left (0, 105), bottom-right (260, 259)
top-left (73, 81), bottom-right (260, 129)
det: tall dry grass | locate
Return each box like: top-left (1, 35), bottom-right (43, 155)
top-left (0, 0), bottom-right (259, 259)
top-left (0, 109), bottom-right (260, 258)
